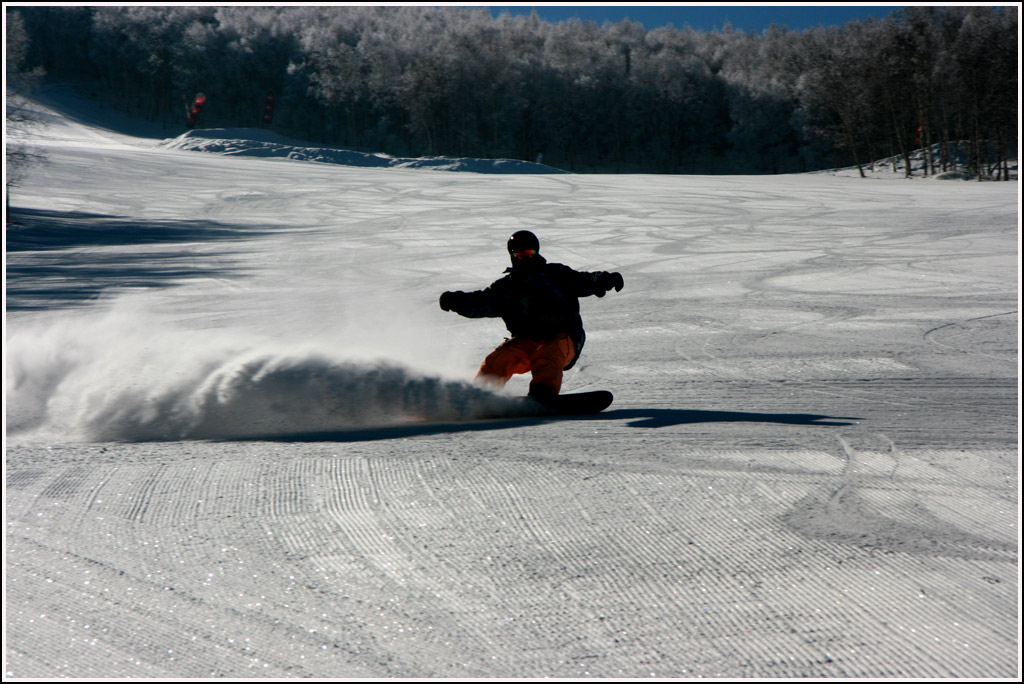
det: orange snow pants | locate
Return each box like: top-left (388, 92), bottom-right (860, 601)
top-left (476, 334), bottom-right (576, 396)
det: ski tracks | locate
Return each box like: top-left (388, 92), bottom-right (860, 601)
top-left (5, 435), bottom-right (1017, 678)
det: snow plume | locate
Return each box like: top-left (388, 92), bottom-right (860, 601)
top-left (6, 301), bottom-right (521, 442)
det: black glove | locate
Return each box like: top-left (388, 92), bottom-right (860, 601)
top-left (596, 272), bottom-right (624, 296)
top-left (439, 291), bottom-right (459, 311)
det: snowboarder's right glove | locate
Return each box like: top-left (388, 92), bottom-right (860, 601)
top-left (439, 291), bottom-right (460, 311)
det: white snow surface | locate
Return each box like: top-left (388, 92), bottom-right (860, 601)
top-left (4, 87), bottom-right (1019, 678)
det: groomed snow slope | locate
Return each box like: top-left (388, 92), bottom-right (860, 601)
top-left (4, 87), bottom-right (1019, 678)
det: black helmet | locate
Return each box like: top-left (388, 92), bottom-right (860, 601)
top-left (507, 230), bottom-right (540, 259)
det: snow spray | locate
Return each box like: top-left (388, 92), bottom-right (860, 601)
top-left (6, 299), bottom-right (521, 442)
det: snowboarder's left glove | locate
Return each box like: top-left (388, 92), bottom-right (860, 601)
top-left (596, 272), bottom-right (624, 296)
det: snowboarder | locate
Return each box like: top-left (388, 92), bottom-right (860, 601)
top-left (439, 230), bottom-right (623, 404)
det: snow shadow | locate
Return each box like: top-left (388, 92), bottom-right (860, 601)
top-left (606, 408), bottom-right (860, 428)
top-left (7, 207), bottom-right (268, 251)
top-left (6, 251), bottom-right (251, 311)
top-left (236, 415), bottom-right (553, 443)
top-left (6, 208), bottom-right (262, 310)
top-left (246, 407), bottom-right (860, 443)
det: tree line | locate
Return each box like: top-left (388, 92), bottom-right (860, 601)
top-left (11, 5), bottom-right (1018, 177)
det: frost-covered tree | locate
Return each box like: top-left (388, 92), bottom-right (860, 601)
top-left (948, 6), bottom-right (1018, 179)
top-left (6, 9), bottom-right (47, 222)
top-left (797, 24), bottom-right (879, 176)
top-left (9, 4), bottom-right (1018, 175)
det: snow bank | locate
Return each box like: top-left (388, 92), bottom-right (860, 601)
top-left (160, 128), bottom-right (567, 174)
top-left (5, 301), bottom-right (526, 442)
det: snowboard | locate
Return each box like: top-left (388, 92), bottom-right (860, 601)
top-left (527, 390), bottom-right (613, 415)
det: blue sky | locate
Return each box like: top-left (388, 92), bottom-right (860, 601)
top-left (471, 4), bottom-right (908, 33)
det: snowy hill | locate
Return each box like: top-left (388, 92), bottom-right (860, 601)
top-left (818, 141), bottom-right (1018, 181)
top-left (163, 127), bottom-right (1018, 180)
top-left (5, 87), bottom-right (1018, 679)
top-left (160, 128), bottom-right (568, 174)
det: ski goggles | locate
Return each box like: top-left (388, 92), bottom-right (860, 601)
top-left (512, 248), bottom-right (538, 259)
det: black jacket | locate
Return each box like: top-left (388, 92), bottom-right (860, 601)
top-left (443, 256), bottom-right (618, 370)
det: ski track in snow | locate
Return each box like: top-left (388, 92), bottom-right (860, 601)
top-left (4, 90), bottom-right (1019, 678)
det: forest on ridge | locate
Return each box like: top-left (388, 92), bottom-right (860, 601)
top-left (8, 5), bottom-right (1019, 176)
